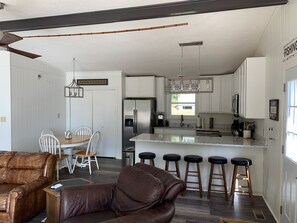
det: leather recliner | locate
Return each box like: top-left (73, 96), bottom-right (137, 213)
top-left (59, 163), bottom-right (186, 223)
top-left (0, 151), bottom-right (57, 223)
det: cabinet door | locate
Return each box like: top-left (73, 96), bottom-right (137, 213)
top-left (210, 76), bottom-right (221, 113)
top-left (156, 77), bottom-right (165, 112)
top-left (125, 76), bottom-right (156, 97)
top-left (125, 77), bottom-right (139, 98)
top-left (221, 74), bottom-right (234, 114)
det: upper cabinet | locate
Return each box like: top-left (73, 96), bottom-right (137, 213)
top-left (156, 77), bottom-right (166, 112)
top-left (234, 57), bottom-right (266, 119)
top-left (125, 76), bottom-right (156, 98)
top-left (198, 74), bottom-right (233, 114)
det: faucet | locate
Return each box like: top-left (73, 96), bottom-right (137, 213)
top-left (180, 115), bottom-right (184, 127)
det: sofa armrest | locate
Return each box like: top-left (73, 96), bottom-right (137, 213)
top-left (8, 177), bottom-right (50, 200)
top-left (103, 201), bottom-right (175, 223)
top-left (59, 183), bottom-right (115, 222)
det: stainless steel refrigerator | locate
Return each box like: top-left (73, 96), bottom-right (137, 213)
top-left (122, 98), bottom-right (156, 165)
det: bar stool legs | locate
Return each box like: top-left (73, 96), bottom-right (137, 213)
top-left (230, 157), bottom-right (253, 204)
top-left (163, 154), bottom-right (181, 178)
top-left (139, 152), bottom-right (156, 166)
top-left (207, 156), bottom-right (228, 201)
top-left (184, 155), bottom-right (203, 198)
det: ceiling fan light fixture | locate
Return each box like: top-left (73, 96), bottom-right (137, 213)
top-left (64, 58), bottom-right (84, 98)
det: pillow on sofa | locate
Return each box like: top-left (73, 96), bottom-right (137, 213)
top-left (111, 165), bottom-right (165, 216)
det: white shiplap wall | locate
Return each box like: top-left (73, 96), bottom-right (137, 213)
top-left (255, 1), bottom-right (297, 221)
top-left (0, 52), bottom-right (65, 152)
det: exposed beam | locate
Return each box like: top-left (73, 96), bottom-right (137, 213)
top-left (0, 0), bottom-right (288, 32)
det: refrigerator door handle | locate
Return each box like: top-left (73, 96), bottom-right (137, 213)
top-left (133, 109), bottom-right (137, 134)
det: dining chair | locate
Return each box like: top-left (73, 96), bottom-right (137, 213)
top-left (75, 127), bottom-right (92, 136)
top-left (39, 134), bottom-right (72, 180)
top-left (72, 131), bottom-right (100, 175)
top-left (40, 128), bottom-right (54, 136)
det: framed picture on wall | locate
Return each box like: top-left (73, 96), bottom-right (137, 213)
top-left (269, 99), bottom-right (279, 121)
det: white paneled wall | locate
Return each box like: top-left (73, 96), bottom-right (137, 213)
top-left (255, 1), bottom-right (297, 221)
top-left (0, 52), bottom-right (65, 152)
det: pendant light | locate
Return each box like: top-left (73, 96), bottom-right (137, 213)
top-left (64, 57), bottom-right (84, 98)
top-left (167, 41), bottom-right (203, 93)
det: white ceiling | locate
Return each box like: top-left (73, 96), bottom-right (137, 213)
top-left (0, 1), bottom-right (276, 78)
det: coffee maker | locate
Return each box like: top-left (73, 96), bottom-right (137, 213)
top-left (157, 113), bottom-right (165, 127)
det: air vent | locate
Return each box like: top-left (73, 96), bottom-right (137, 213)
top-left (253, 209), bottom-right (266, 220)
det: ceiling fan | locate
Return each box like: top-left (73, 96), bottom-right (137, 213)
top-left (0, 31), bottom-right (40, 59)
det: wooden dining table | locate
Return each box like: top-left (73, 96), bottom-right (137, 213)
top-left (57, 135), bottom-right (91, 169)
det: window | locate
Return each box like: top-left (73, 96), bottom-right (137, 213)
top-left (170, 94), bottom-right (195, 116)
top-left (286, 79), bottom-right (297, 162)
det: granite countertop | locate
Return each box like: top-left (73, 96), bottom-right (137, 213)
top-left (130, 133), bottom-right (267, 148)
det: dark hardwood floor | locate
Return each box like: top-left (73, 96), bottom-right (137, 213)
top-left (28, 158), bottom-right (276, 223)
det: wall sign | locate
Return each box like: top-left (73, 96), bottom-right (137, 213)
top-left (77, 79), bottom-right (108, 86)
top-left (269, 99), bottom-right (279, 121)
top-left (284, 37), bottom-right (297, 62)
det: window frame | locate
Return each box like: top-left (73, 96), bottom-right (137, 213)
top-left (168, 93), bottom-right (197, 117)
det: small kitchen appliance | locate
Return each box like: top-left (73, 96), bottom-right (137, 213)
top-left (157, 113), bottom-right (165, 127)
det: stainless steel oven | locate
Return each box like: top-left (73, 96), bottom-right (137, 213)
top-left (232, 94), bottom-right (239, 117)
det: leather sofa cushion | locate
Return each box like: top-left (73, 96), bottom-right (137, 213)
top-left (0, 152), bottom-right (16, 184)
top-left (0, 184), bottom-right (19, 211)
top-left (5, 152), bottom-right (49, 184)
top-left (111, 165), bottom-right (164, 216)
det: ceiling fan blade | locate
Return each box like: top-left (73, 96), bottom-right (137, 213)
top-left (7, 46), bottom-right (41, 59)
top-left (0, 32), bottom-right (23, 46)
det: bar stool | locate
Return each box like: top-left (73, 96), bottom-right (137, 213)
top-left (207, 156), bottom-right (228, 200)
top-left (230, 157), bottom-right (253, 204)
top-left (163, 154), bottom-right (181, 178)
top-left (139, 152), bottom-right (156, 166)
top-left (184, 155), bottom-right (203, 198)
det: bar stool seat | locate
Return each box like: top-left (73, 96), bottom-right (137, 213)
top-left (163, 154), bottom-right (181, 178)
top-left (139, 152), bottom-right (156, 166)
top-left (184, 155), bottom-right (203, 197)
top-left (207, 156), bottom-right (228, 200)
top-left (230, 157), bottom-right (253, 204)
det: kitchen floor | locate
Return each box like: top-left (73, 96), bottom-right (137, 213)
top-left (28, 158), bottom-right (276, 223)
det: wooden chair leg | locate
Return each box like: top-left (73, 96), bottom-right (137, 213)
top-left (175, 161), bottom-right (180, 178)
top-left (197, 163), bottom-right (203, 198)
top-left (165, 161), bottom-right (169, 171)
top-left (246, 166), bottom-right (254, 203)
top-left (231, 165), bottom-right (238, 204)
top-left (221, 164), bottom-right (228, 201)
top-left (151, 159), bottom-right (155, 166)
top-left (208, 163), bottom-right (214, 199)
top-left (184, 162), bottom-right (189, 182)
top-left (140, 159), bottom-right (145, 164)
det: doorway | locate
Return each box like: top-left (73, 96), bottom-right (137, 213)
top-left (282, 65), bottom-right (297, 223)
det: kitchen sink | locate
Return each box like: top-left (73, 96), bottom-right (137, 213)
top-left (196, 129), bottom-right (222, 137)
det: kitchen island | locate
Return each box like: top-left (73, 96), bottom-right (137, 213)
top-left (130, 133), bottom-right (267, 195)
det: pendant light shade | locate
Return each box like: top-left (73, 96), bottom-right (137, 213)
top-left (64, 58), bottom-right (84, 98)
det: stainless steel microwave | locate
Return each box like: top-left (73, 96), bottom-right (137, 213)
top-left (232, 94), bottom-right (239, 117)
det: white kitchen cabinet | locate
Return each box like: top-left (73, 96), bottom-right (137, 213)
top-left (125, 76), bottom-right (156, 98)
top-left (198, 75), bottom-right (233, 114)
top-left (221, 74), bottom-right (234, 113)
top-left (234, 57), bottom-right (266, 119)
top-left (70, 89), bottom-right (117, 158)
top-left (156, 77), bottom-right (165, 112)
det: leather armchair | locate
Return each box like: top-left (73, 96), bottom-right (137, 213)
top-left (59, 163), bottom-right (186, 223)
top-left (0, 151), bottom-right (56, 223)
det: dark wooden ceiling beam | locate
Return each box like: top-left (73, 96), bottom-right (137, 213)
top-left (0, 0), bottom-right (288, 32)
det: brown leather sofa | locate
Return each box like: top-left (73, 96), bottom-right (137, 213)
top-left (0, 151), bottom-right (56, 223)
top-left (59, 163), bottom-right (186, 223)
